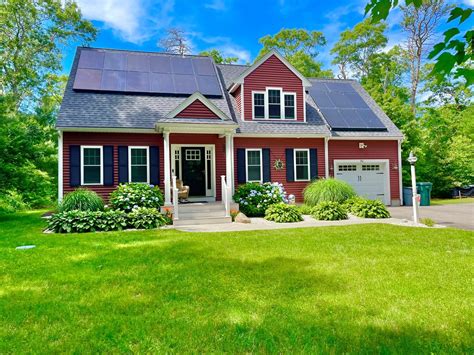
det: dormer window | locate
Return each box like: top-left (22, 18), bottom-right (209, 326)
top-left (252, 87), bottom-right (296, 120)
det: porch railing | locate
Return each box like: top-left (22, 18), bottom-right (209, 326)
top-left (172, 175), bottom-right (179, 220)
top-left (221, 175), bottom-right (231, 217)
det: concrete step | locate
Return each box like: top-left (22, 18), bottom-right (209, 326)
top-left (173, 216), bottom-right (232, 226)
top-left (178, 210), bottom-right (227, 219)
top-left (178, 203), bottom-right (226, 213)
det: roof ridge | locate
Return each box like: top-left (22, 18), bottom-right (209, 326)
top-left (78, 46), bottom-right (215, 59)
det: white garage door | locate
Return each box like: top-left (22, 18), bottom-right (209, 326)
top-left (335, 162), bottom-right (389, 205)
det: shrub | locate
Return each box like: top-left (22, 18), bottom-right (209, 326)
top-left (303, 178), bottom-right (356, 206)
top-left (59, 188), bottom-right (104, 212)
top-left (233, 182), bottom-right (287, 217)
top-left (297, 204), bottom-right (314, 215)
top-left (127, 207), bottom-right (169, 229)
top-left (350, 199), bottom-right (390, 218)
top-left (265, 203), bottom-right (303, 223)
top-left (48, 210), bottom-right (127, 233)
top-left (342, 196), bottom-right (365, 211)
top-left (311, 201), bottom-right (348, 221)
top-left (0, 190), bottom-right (27, 214)
top-left (109, 183), bottom-right (164, 212)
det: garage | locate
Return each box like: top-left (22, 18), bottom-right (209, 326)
top-left (334, 160), bottom-right (390, 205)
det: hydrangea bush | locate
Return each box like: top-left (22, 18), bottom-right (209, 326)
top-left (233, 182), bottom-right (287, 217)
top-left (109, 183), bottom-right (164, 212)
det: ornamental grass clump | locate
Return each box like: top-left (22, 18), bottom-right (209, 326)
top-left (265, 203), bottom-right (303, 223)
top-left (59, 188), bottom-right (104, 212)
top-left (233, 182), bottom-right (287, 217)
top-left (303, 178), bottom-right (356, 206)
top-left (109, 183), bottom-right (164, 212)
top-left (311, 201), bottom-right (348, 221)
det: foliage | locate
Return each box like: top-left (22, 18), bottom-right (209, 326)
top-left (127, 207), bottom-right (169, 229)
top-left (342, 196), bottom-right (365, 211)
top-left (233, 182), bottom-right (287, 217)
top-left (303, 178), bottom-right (356, 206)
top-left (0, 190), bottom-right (27, 214)
top-left (199, 49), bottom-right (239, 64)
top-left (264, 203), bottom-right (303, 223)
top-left (297, 204), bottom-right (314, 215)
top-left (59, 188), bottom-right (104, 212)
top-left (109, 183), bottom-right (164, 212)
top-left (350, 199), bottom-right (390, 218)
top-left (48, 210), bottom-right (128, 233)
top-left (257, 29), bottom-right (333, 77)
top-left (311, 201), bottom-right (348, 221)
top-left (420, 217), bottom-right (435, 227)
top-left (230, 209), bottom-right (239, 222)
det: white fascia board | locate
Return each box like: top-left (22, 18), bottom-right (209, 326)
top-left (57, 127), bottom-right (156, 133)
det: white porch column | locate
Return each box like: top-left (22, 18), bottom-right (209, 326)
top-left (58, 131), bottom-right (63, 202)
top-left (225, 133), bottom-right (233, 192)
top-left (324, 137), bottom-right (329, 178)
top-left (163, 130), bottom-right (171, 206)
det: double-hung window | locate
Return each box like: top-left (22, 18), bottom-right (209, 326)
top-left (246, 149), bottom-right (262, 182)
top-left (284, 93), bottom-right (295, 119)
top-left (268, 89), bottom-right (281, 119)
top-left (253, 92), bottom-right (265, 119)
top-left (252, 88), bottom-right (296, 120)
top-left (129, 147), bottom-right (149, 183)
top-left (294, 149), bottom-right (310, 181)
top-left (81, 146), bottom-right (103, 185)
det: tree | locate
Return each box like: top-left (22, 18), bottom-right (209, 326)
top-left (401, 0), bottom-right (451, 113)
top-left (199, 49), bottom-right (238, 64)
top-left (159, 28), bottom-right (191, 56)
top-left (331, 19), bottom-right (387, 80)
top-left (364, 0), bottom-right (473, 86)
top-left (257, 29), bottom-right (333, 78)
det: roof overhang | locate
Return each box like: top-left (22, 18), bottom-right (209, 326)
top-left (229, 49), bottom-right (312, 93)
top-left (166, 92), bottom-right (230, 120)
top-left (155, 122), bottom-right (238, 134)
top-left (57, 127), bottom-right (156, 133)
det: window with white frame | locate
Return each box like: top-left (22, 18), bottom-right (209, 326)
top-left (81, 146), bottom-right (103, 185)
top-left (252, 88), bottom-right (296, 120)
top-left (294, 149), bottom-right (310, 181)
top-left (129, 147), bottom-right (149, 183)
top-left (246, 149), bottom-right (262, 182)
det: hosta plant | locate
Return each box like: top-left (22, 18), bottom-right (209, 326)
top-left (297, 204), bottom-right (314, 215)
top-left (59, 188), bottom-right (104, 212)
top-left (265, 203), bottom-right (303, 223)
top-left (303, 178), bottom-right (356, 206)
top-left (127, 207), bottom-right (169, 229)
top-left (109, 183), bottom-right (164, 212)
top-left (311, 201), bottom-right (348, 221)
top-left (48, 210), bottom-right (127, 233)
top-left (233, 182), bottom-right (287, 217)
top-left (350, 199), bottom-right (390, 219)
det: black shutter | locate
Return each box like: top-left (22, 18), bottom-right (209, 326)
top-left (310, 148), bottom-right (318, 180)
top-left (262, 148), bottom-right (271, 182)
top-left (118, 146), bottom-right (128, 183)
top-left (149, 146), bottom-right (160, 185)
top-left (237, 148), bottom-right (246, 184)
top-left (69, 145), bottom-right (80, 187)
top-left (103, 146), bottom-right (114, 186)
top-left (286, 148), bottom-right (294, 182)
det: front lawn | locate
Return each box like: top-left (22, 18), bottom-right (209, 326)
top-left (1, 212), bottom-right (473, 353)
top-left (431, 197), bottom-right (474, 205)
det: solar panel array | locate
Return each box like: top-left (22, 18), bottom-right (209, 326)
top-left (73, 49), bottom-right (223, 96)
top-left (309, 82), bottom-right (386, 131)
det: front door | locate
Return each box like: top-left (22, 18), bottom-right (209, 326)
top-left (181, 147), bottom-right (206, 196)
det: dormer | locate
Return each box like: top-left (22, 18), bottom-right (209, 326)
top-left (229, 50), bottom-right (311, 122)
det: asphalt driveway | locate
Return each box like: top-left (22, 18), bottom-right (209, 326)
top-left (388, 203), bottom-right (474, 230)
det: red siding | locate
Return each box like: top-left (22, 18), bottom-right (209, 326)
top-left (232, 85), bottom-right (242, 117)
top-left (328, 140), bottom-right (400, 201)
top-left (243, 54), bottom-right (305, 121)
top-left (63, 132), bottom-right (164, 200)
top-left (233, 138), bottom-right (325, 202)
top-left (175, 99), bottom-right (219, 118)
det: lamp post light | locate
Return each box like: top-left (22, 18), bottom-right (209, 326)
top-left (407, 151), bottom-right (419, 224)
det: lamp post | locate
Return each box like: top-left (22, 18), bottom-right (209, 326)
top-left (407, 151), bottom-right (419, 224)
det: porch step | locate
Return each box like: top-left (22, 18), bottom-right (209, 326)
top-left (178, 203), bottom-right (228, 213)
top-left (173, 216), bottom-right (232, 226)
top-left (173, 202), bottom-right (233, 226)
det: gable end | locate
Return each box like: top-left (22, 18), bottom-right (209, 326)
top-left (175, 99), bottom-right (219, 119)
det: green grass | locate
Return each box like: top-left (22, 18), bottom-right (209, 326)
top-left (1, 211), bottom-right (473, 353)
top-left (431, 197), bottom-right (474, 205)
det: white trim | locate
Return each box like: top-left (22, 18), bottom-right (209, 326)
top-left (329, 136), bottom-right (404, 141)
top-left (250, 87), bottom-right (297, 121)
top-left (171, 144), bottom-right (216, 199)
top-left (163, 132), bottom-right (171, 206)
top-left (245, 148), bottom-right (263, 183)
top-left (283, 92), bottom-right (297, 120)
top-left (324, 137), bottom-right (329, 178)
top-left (58, 127), bottom-right (156, 134)
top-left (398, 139), bottom-right (403, 206)
top-left (251, 90), bottom-right (266, 120)
top-left (58, 131), bottom-right (63, 201)
top-left (155, 123), bottom-right (237, 134)
top-left (294, 148), bottom-right (310, 181)
top-left (333, 159), bottom-right (391, 205)
top-left (235, 133), bottom-right (327, 138)
top-left (128, 146), bottom-right (150, 184)
top-left (240, 84), bottom-right (244, 121)
top-left (166, 92), bottom-right (230, 120)
top-left (80, 145), bottom-right (103, 186)
top-left (229, 50), bottom-right (312, 91)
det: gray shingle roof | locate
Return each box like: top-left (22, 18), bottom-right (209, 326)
top-left (58, 47), bottom-right (403, 139)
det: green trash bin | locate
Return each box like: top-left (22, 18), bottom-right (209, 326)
top-left (416, 182), bottom-right (432, 206)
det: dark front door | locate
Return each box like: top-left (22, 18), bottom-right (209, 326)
top-left (181, 147), bottom-right (206, 196)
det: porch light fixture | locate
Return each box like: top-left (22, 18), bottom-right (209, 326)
top-left (359, 142), bottom-right (367, 149)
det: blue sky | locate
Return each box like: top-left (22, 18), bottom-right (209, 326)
top-left (63, 0), bottom-right (473, 75)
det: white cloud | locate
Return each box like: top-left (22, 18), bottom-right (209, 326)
top-left (189, 33), bottom-right (251, 64)
top-left (461, 0), bottom-right (474, 6)
top-left (75, 0), bottom-right (175, 43)
top-left (204, 0), bottom-right (227, 11)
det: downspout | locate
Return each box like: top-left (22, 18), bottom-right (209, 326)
top-left (58, 130), bottom-right (63, 202)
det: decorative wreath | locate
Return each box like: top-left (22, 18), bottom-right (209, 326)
top-left (273, 159), bottom-right (285, 170)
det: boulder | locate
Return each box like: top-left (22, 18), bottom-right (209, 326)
top-left (235, 212), bottom-right (251, 224)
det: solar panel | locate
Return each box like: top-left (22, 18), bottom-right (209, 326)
top-left (73, 49), bottom-right (223, 96)
top-left (309, 81), bottom-right (387, 131)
